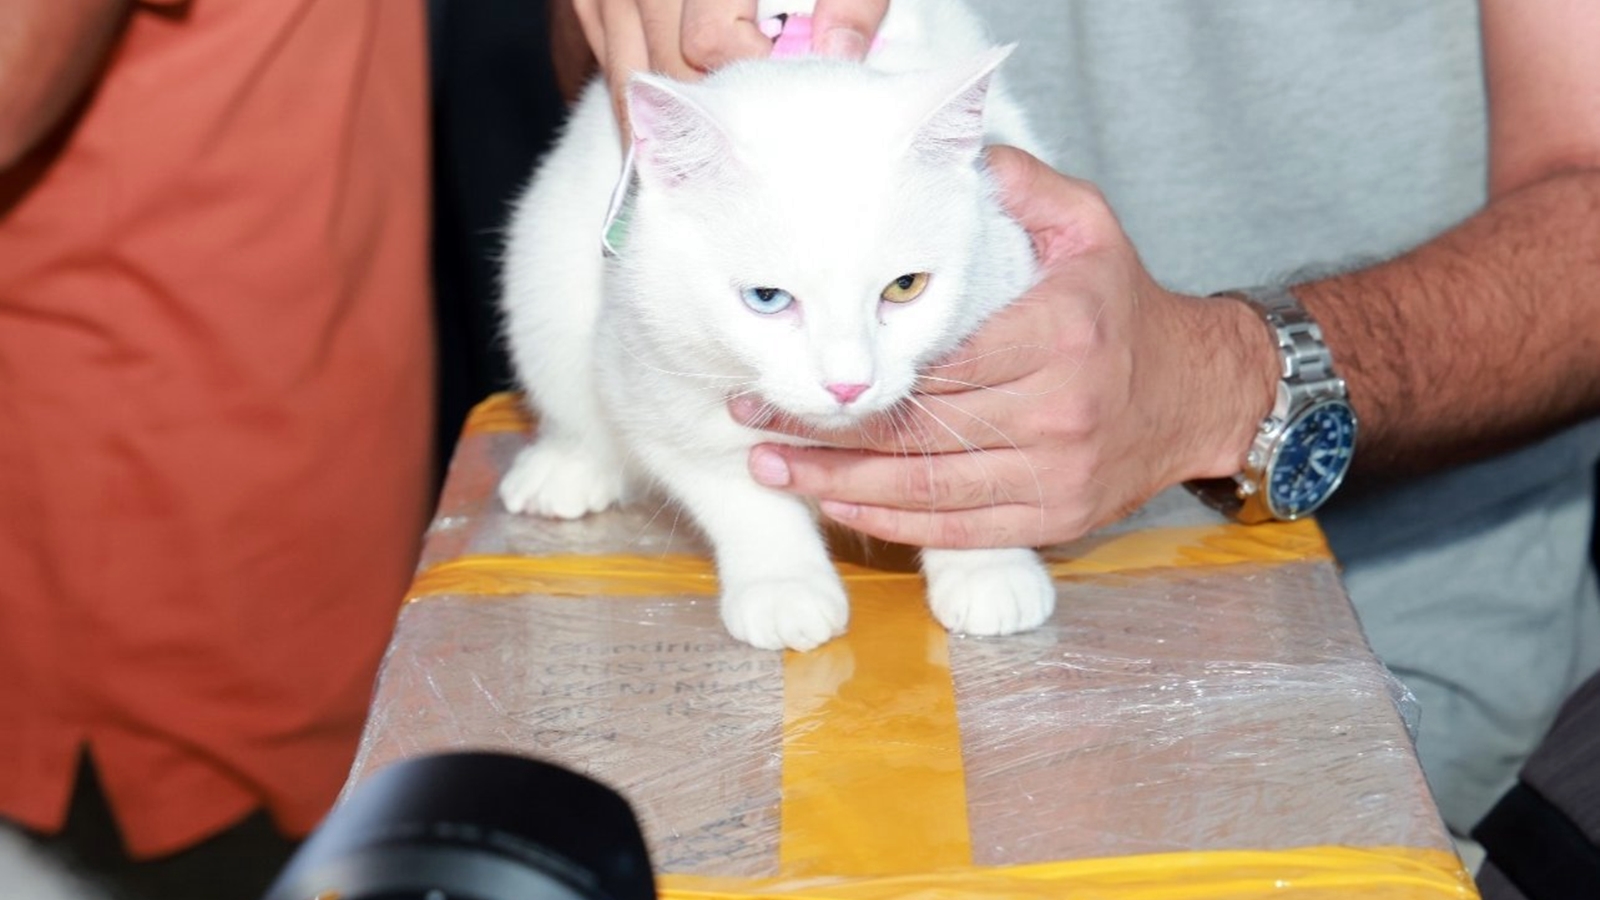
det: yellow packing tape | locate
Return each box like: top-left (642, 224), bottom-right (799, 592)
top-left (1043, 517), bottom-right (1328, 574)
top-left (463, 391), bottom-right (536, 434)
top-left (408, 553), bottom-right (723, 599)
top-left (405, 519), bottom-right (1328, 604)
top-left (657, 846), bottom-right (1475, 898)
top-left (780, 585), bottom-right (969, 878)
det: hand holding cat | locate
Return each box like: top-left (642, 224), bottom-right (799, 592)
top-left (571, 0), bottom-right (890, 129)
top-left (733, 145), bottom-right (1279, 549)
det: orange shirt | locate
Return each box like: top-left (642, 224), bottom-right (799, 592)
top-left (0, 1), bottom-right (433, 857)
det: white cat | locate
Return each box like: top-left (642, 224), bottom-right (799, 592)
top-left (498, 0), bottom-right (1055, 651)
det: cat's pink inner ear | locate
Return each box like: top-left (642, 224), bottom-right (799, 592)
top-left (922, 81), bottom-right (987, 157)
top-left (912, 46), bottom-right (1013, 164)
top-left (625, 78), bottom-right (675, 146)
top-left (625, 76), bottom-right (727, 186)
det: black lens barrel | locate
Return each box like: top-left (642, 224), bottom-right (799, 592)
top-left (263, 752), bottom-right (655, 900)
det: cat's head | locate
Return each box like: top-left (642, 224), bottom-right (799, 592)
top-left (617, 49), bottom-right (1033, 431)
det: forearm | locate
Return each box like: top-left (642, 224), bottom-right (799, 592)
top-left (0, 0), bottom-right (130, 169)
top-left (1298, 167), bottom-right (1600, 478)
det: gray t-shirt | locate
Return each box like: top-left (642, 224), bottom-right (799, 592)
top-left (975, 0), bottom-right (1600, 832)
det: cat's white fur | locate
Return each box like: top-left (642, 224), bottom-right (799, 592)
top-left (499, 0), bottom-right (1055, 651)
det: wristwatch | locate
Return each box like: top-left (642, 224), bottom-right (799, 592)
top-left (1190, 286), bottom-right (1358, 523)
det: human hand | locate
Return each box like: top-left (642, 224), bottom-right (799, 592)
top-left (570, 0), bottom-right (890, 131)
top-left (729, 145), bottom-right (1279, 549)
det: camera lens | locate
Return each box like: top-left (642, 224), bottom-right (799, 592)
top-left (263, 752), bottom-right (654, 900)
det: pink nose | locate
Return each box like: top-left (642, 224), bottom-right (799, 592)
top-left (826, 382), bottom-right (870, 404)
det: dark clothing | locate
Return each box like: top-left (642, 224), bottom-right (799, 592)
top-left (1475, 668), bottom-right (1600, 899)
top-left (429, 0), bottom-right (569, 472)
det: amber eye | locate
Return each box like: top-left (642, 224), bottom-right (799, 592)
top-left (881, 272), bottom-right (930, 304)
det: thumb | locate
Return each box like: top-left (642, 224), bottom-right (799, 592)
top-left (811, 0), bottom-right (889, 59)
top-left (985, 144), bottom-right (1105, 261)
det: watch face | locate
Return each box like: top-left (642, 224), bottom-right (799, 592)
top-left (1265, 400), bottom-right (1357, 520)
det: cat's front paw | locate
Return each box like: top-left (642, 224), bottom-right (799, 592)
top-left (923, 549), bottom-right (1055, 636)
top-left (721, 573), bottom-right (849, 652)
top-left (499, 441), bottom-right (625, 519)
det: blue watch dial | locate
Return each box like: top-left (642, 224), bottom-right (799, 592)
top-left (1265, 400), bottom-right (1357, 520)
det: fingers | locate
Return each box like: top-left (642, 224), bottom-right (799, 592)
top-left (820, 499), bottom-right (1056, 550)
top-left (915, 298), bottom-right (1059, 395)
top-left (985, 144), bottom-right (1066, 227)
top-left (571, 0), bottom-right (612, 78)
top-left (593, 0), bottom-right (770, 137)
top-left (729, 393), bottom-right (1029, 455)
top-left (681, 0), bottom-right (769, 71)
top-left (579, 0), bottom-right (655, 136)
top-left (748, 443), bottom-right (1059, 550)
top-left (550, 0), bottom-right (599, 103)
top-left (906, 149), bottom-right (1121, 397)
top-left (639, 1), bottom-right (697, 80)
top-left (750, 442), bottom-right (1040, 511)
top-left (985, 144), bottom-right (1111, 261)
top-left (811, 0), bottom-right (890, 59)
top-left (587, 0), bottom-right (891, 135)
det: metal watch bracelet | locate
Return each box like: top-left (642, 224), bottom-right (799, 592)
top-left (1187, 285), bottom-right (1356, 523)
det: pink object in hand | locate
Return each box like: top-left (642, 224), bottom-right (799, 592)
top-left (762, 14), bottom-right (816, 58)
top-left (761, 13), bottom-right (884, 59)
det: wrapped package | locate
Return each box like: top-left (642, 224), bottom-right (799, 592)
top-left (347, 394), bottom-right (1479, 899)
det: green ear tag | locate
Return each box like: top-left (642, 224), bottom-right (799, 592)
top-left (600, 147), bottom-right (638, 259)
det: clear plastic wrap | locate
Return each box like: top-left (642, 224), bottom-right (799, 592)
top-left (348, 395), bottom-right (1476, 899)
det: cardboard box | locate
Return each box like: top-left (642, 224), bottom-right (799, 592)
top-left (347, 394), bottom-right (1477, 898)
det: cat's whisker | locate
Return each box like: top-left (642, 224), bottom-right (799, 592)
top-left (633, 486), bottom-right (691, 558)
top-left (921, 317), bottom-right (1112, 397)
top-left (887, 398), bottom-right (942, 451)
top-left (664, 497), bottom-right (691, 556)
top-left (901, 400), bottom-right (990, 503)
top-left (917, 374), bottom-right (1057, 398)
top-left (909, 402), bottom-right (1045, 540)
top-left (992, 298), bottom-right (1113, 399)
top-left (695, 383), bottom-right (763, 419)
top-left (887, 403), bottom-right (944, 515)
top-left (909, 393), bottom-right (1046, 519)
top-left (908, 395), bottom-right (988, 454)
top-left (633, 492), bottom-right (681, 552)
top-left (922, 343), bottom-right (1055, 370)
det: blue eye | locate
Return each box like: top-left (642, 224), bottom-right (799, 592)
top-left (740, 286), bottom-right (794, 314)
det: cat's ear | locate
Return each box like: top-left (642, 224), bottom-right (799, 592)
top-left (626, 74), bottom-right (733, 187)
top-left (906, 45), bottom-right (1014, 165)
